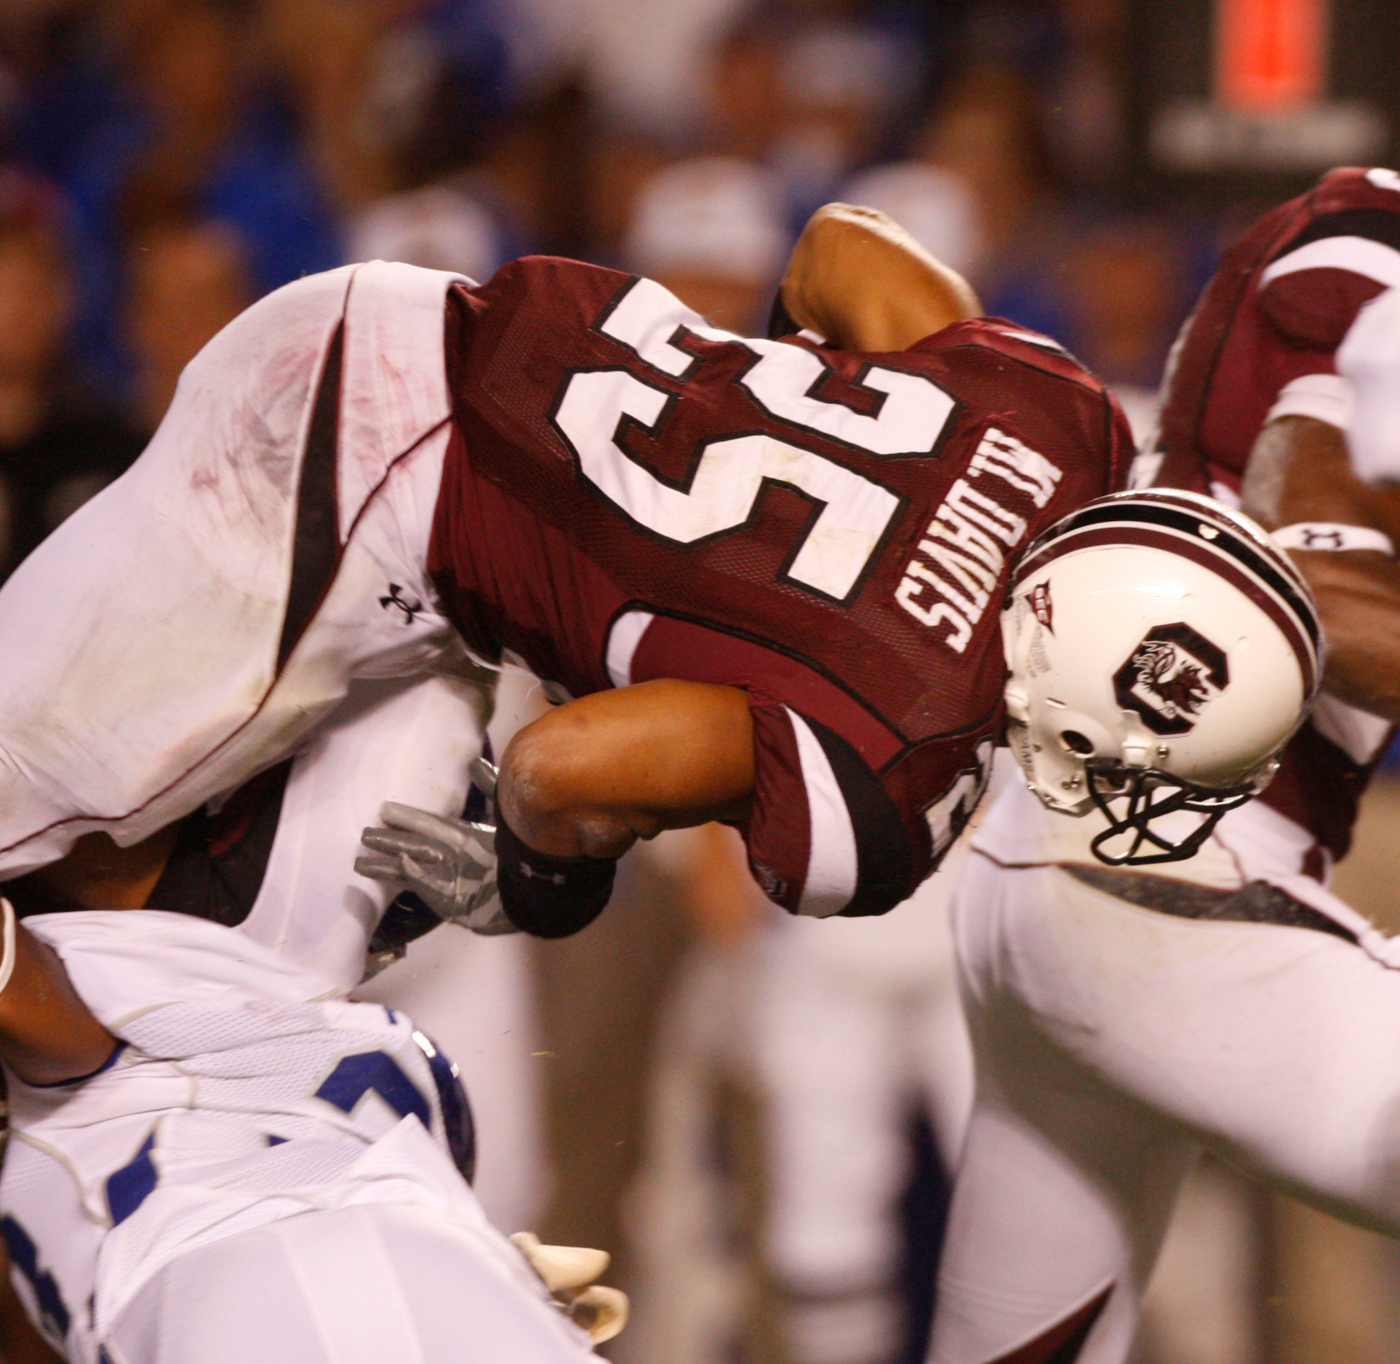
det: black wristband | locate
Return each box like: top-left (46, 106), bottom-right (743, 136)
top-left (495, 815), bottom-right (617, 939)
top-left (767, 290), bottom-right (801, 340)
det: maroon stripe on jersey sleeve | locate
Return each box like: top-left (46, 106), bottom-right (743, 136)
top-left (803, 715), bottom-right (919, 916)
top-left (1259, 268), bottom-right (1387, 351)
top-left (737, 699), bottom-right (920, 917)
top-left (627, 614), bottom-right (904, 768)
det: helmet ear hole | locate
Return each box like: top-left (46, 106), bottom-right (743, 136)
top-left (1060, 730), bottom-right (1095, 754)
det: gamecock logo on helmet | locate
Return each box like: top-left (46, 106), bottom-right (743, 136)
top-left (1113, 622), bottom-right (1229, 735)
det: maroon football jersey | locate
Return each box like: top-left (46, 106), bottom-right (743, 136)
top-left (430, 257), bottom-right (1132, 916)
top-left (1154, 166), bottom-right (1400, 865)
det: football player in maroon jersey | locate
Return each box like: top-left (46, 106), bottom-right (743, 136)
top-left (930, 167), bottom-right (1400, 1364)
top-left (0, 203), bottom-right (1137, 928)
top-left (0, 195), bottom-right (1321, 1364)
top-left (0, 203), bottom-right (1119, 1364)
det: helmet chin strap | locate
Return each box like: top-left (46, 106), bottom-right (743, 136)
top-left (1085, 761), bottom-right (1255, 867)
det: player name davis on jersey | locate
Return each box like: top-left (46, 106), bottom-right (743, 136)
top-left (894, 428), bottom-right (1062, 651)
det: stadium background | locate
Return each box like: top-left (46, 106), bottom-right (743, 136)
top-left (1, 1), bottom-right (1398, 1361)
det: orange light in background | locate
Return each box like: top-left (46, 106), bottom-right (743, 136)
top-left (1216, 0), bottom-right (1328, 112)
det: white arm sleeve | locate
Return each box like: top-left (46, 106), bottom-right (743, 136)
top-left (1272, 523), bottom-right (1395, 555)
top-left (1264, 374), bottom-right (1351, 431)
top-left (1338, 286), bottom-right (1400, 483)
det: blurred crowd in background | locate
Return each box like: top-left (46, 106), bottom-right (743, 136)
top-left (3, 3), bottom-right (1399, 1364)
top-left (0, 0), bottom-right (1212, 576)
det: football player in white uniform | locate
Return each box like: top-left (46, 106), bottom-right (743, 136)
top-left (0, 674), bottom-right (629, 1364)
top-left (930, 172), bottom-right (1400, 1364)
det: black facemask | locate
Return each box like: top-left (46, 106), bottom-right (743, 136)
top-left (1085, 760), bottom-right (1259, 867)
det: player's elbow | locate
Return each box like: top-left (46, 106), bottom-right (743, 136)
top-left (499, 714), bottom-right (577, 827)
top-left (497, 707), bottom-right (634, 858)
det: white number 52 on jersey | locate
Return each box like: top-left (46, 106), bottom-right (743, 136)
top-left (551, 278), bottom-right (956, 604)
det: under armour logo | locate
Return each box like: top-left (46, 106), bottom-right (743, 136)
top-left (518, 861), bottom-right (567, 886)
top-left (1301, 528), bottom-right (1344, 550)
top-left (379, 583), bottom-right (424, 623)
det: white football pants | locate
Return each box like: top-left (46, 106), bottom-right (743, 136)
top-left (930, 853), bottom-right (1400, 1364)
top-left (355, 664), bottom-right (555, 1233)
top-left (751, 841), bottom-right (974, 1364)
top-left (103, 1204), bottom-right (593, 1364)
top-left (0, 261), bottom-right (466, 878)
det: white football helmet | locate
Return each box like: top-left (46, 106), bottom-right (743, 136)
top-left (1002, 489), bottom-right (1322, 865)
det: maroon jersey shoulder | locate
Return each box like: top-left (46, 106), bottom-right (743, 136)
top-left (1153, 171), bottom-right (1400, 863)
top-left (1158, 166), bottom-right (1400, 493)
top-left (431, 257), bottom-right (1130, 912)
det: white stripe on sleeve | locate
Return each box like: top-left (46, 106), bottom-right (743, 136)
top-left (1264, 373), bottom-right (1352, 430)
top-left (604, 610), bottom-right (655, 688)
top-left (998, 329), bottom-right (1069, 354)
top-left (785, 707), bottom-right (858, 918)
top-left (1259, 236), bottom-right (1400, 290)
top-left (1339, 287), bottom-right (1400, 483)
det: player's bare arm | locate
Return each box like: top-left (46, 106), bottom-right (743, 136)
top-left (0, 830), bottom-right (169, 1084)
top-left (0, 915), bottom-right (116, 1085)
top-left (1242, 414), bottom-right (1400, 719)
top-left (776, 203), bottom-right (982, 351)
top-left (362, 682), bottom-right (758, 939)
top-left (495, 213), bottom-right (975, 864)
top-left (6, 828), bottom-right (180, 915)
top-left (497, 680), bottom-right (754, 860)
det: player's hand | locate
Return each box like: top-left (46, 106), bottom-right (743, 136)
top-left (510, 1232), bottom-right (630, 1344)
top-left (779, 202), bottom-right (980, 352)
top-left (355, 759), bottom-right (516, 934)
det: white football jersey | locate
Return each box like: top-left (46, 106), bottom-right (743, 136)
top-left (3, 912), bottom-right (478, 1364)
